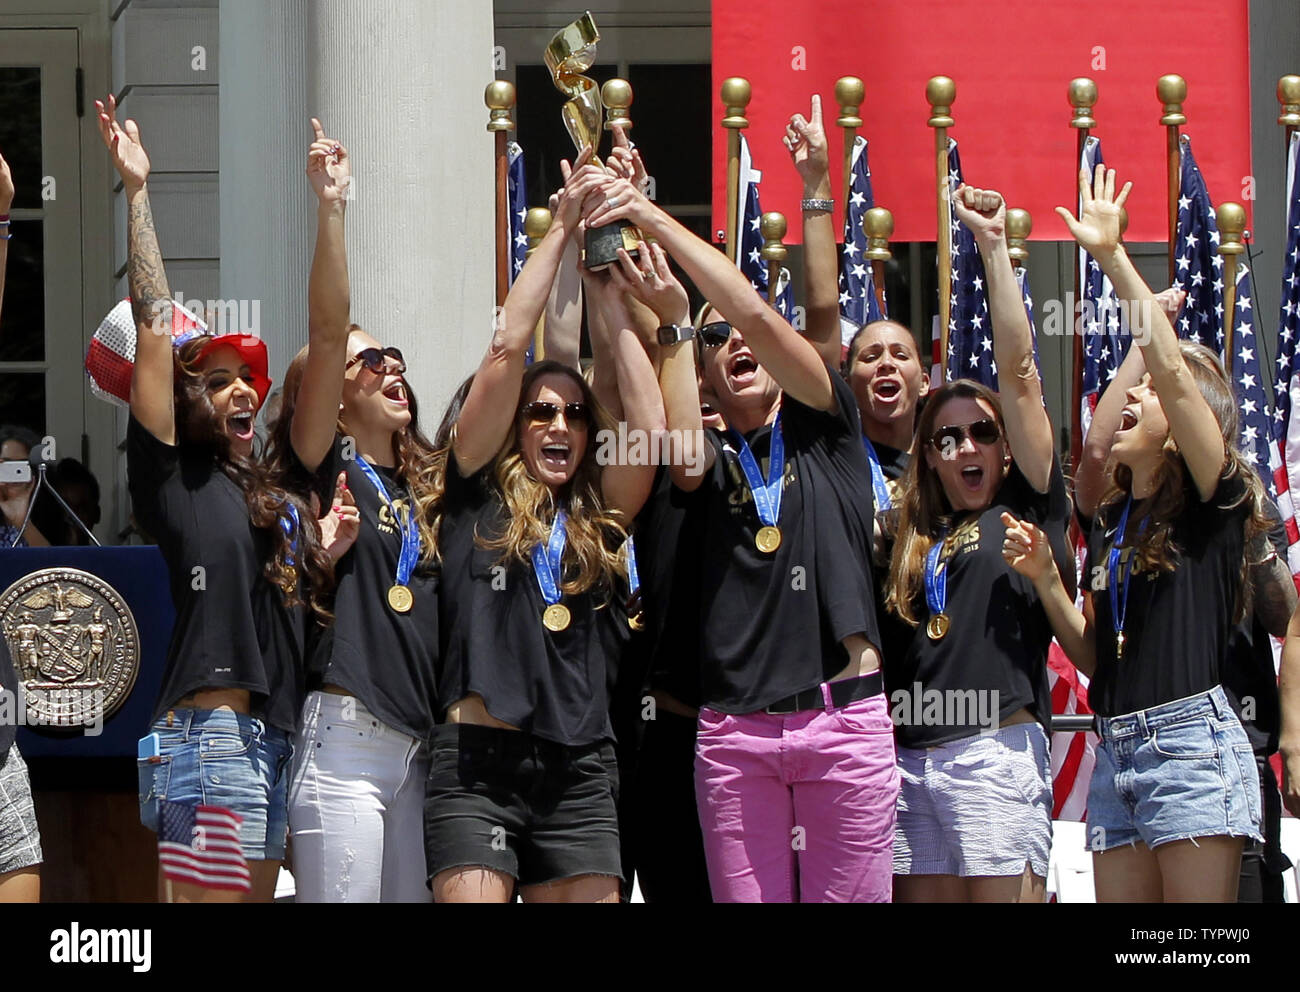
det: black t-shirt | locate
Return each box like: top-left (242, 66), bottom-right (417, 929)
top-left (690, 371), bottom-right (882, 713)
top-left (1221, 496), bottom-right (1285, 756)
top-left (886, 457), bottom-right (1071, 748)
top-left (435, 458), bottom-right (619, 746)
top-left (634, 466), bottom-right (706, 708)
top-left (307, 436), bottom-right (439, 742)
top-left (1084, 472), bottom-right (1250, 717)
top-left (0, 637), bottom-right (16, 758)
top-left (127, 416), bottom-right (318, 733)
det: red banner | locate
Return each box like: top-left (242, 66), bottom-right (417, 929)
top-left (711, 0), bottom-right (1252, 244)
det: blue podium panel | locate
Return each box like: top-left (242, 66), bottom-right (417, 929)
top-left (1, 547), bottom-right (173, 758)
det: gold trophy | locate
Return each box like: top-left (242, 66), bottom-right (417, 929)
top-left (545, 11), bottom-right (642, 270)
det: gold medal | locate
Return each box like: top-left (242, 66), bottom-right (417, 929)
top-left (280, 565), bottom-right (298, 595)
top-left (927, 613), bottom-right (950, 641)
top-left (387, 584), bottom-right (413, 613)
top-left (628, 612), bottom-right (645, 632)
top-left (755, 525), bottom-right (782, 553)
top-left (543, 603), bottom-right (571, 631)
top-left (1116, 630), bottom-right (1125, 660)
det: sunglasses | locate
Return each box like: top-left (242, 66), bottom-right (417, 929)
top-left (698, 321), bottom-right (733, 348)
top-left (928, 419), bottom-right (1001, 451)
top-left (345, 346), bottom-right (406, 375)
top-left (521, 401), bottom-right (590, 426)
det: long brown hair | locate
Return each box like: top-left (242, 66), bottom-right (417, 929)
top-left (886, 379), bottom-right (1008, 626)
top-left (478, 360), bottom-right (626, 597)
top-left (173, 336), bottom-right (335, 620)
top-left (1097, 342), bottom-right (1268, 620)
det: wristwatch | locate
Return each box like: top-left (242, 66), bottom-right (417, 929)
top-left (656, 323), bottom-right (696, 346)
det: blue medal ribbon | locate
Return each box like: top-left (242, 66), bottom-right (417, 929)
top-left (862, 435), bottom-right (892, 511)
top-left (531, 509), bottom-right (568, 607)
top-left (726, 413), bottom-right (785, 529)
top-left (625, 535), bottom-right (640, 597)
top-left (1107, 496), bottom-right (1147, 658)
top-left (355, 456), bottom-right (422, 592)
top-left (924, 531), bottom-right (949, 619)
top-left (279, 502), bottom-right (300, 568)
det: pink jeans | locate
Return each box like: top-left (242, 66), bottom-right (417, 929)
top-left (694, 686), bottom-right (899, 902)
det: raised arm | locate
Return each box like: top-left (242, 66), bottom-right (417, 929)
top-left (0, 151), bottom-right (11, 328)
top-left (543, 156), bottom-right (585, 372)
top-left (454, 152), bottom-right (605, 475)
top-left (584, 271), bottom-right (665, 520)
top-left (290, 119), bottom-right (352, 472)
top-left (1058, 165), bottom-right (1223, 500)
top-left (953, 185), bottom-right (1052, 492)
top-left (783, 95), bottom-right (840, 368)
top-left (585, 178), bottom-right (834, 412)
top-left (1279, 600), bottom-right (1300, 817)
top-left (97, 95), bottom-right (174, 444)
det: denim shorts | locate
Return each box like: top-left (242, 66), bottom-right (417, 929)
top-left (137, 708), bottom-right (293, 861)
top-left (1086, 686), bottom-right (1262, 853)
top-left (893, 722), bottom-right (1052, 878)
top-left (423, 723), bottom-right (623, 889)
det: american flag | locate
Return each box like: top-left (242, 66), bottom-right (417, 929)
top-left (1078, 136), bottom-right (1129, 441)
top-left (507, 140), bottom-right (533, 364)
top-left (158, 801), bottom-right (251, 893)
top-left (839, 134), bottom-right (885, 353)
top-left (735, 133), bottom-right (794, 321)
top-left (1271, 131), bottom-right (1300, 574)
top-left (1047, 644), bottom-right (1096, 822)
top-left (943, 138), bottom-right (995, 388)
top-left (1175, 136), bottom-right (1287, 511)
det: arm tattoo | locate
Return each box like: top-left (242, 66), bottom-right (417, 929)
top-left (1250, 555), bottom-right (1297, 639)
top-left (127, 192), bottom-right (173, 331)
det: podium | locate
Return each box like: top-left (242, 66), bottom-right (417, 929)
top-left (0, 546), bottom-right (174, 901)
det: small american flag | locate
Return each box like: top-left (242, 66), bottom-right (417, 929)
top-left (1270, 131), bottom-right (1300, 577)
top-left (507, 140), bottom-right (534, 365)
top-left (943, 139), bottom-right (995, 388)
top-left (158, 801), bottom-right (251, 893)
top-left (735, 133), bottom-right (794, 321)
top-left (838, 134), bottom-right (885, 353)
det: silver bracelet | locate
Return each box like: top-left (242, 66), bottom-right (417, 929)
top-left (800, 197), bottom-right (834, 213)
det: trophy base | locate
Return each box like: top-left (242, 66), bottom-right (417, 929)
top-left (583, 220), bottom-right (642, 271)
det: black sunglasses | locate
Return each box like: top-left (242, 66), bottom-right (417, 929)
top-left (521, 401), bottom-right (590, 426)
top-left (698, 321), bottom-right (733, 348)
top-left (345, 346), bottom-right (406, 375)
top-left (928, 418), bottom-right (1001, 451)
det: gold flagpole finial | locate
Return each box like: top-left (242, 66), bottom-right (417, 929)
top-left (1006, 208), bottom-right (1031, 265)
top-left (760, 212), bottom-right (788, 307)
top-left (485, 80), bottom-right (516, 133)
top-left (1069, 78), bottom-right (1097, 130)
top-left (1157, 74), bottom-right (1187, 126)
top-left (863, 207), bottom-right (893, 261)
top-left (602, 78), bottom-right (633, 131)
top-left (927, 76), bottom-right (955, 128)
top-left (1217, 201), bottom-right (1245, 371)
top-left (1279, 75), bottom-right (1300, 131)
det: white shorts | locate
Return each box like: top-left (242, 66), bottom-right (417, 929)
top-left (893, 722), bottom-right (1052, 878)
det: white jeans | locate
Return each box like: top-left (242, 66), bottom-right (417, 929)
top-left (289, 691), bottom-right (431, 902)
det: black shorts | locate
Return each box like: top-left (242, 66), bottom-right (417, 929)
top-left (423, 723), bottom-right (623, 889)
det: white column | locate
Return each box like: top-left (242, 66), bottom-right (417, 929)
top-left (220, 0), bottom-right (495, 421)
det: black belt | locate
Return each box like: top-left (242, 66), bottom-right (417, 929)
top-left (764, 671), bottom-right (884, 715)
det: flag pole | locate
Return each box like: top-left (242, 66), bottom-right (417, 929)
top-left (1217, 202), bottom-right (1246, 373)
top-left (525, 207), bottom-right (552, 360)
top-left (928, 76), bottom-right (955, 375)
top-left (836, 76), bottom-right (865, 230)
top-left (1281, 75), bottom-right (1300, 150)
top-left (863, 206), bottom-right (893, 317)
top-left (1158, 75), bottom-right (1187, 289)
top-left (1069, 78), bottom-right (1096, 474)
top-left (721, 78), bottom-right (751, 261)
top-left (486, 80), bottom-right (517, 310)
top-left (760, 211), bottom-right (787, 307)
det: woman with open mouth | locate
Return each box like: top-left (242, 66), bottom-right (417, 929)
top-left (263, 123), bottom-right (443, 903)
top-left (100, 96), bottom-right (336, 902)
top-left (587, 144), bottom-right (896, 903)
top-left (1003, 164), bottom-right (1269, 902)
top-left (885, 183), bottom-right (1071, 903)
top-left (423, 150), bottom-right (662, 903)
